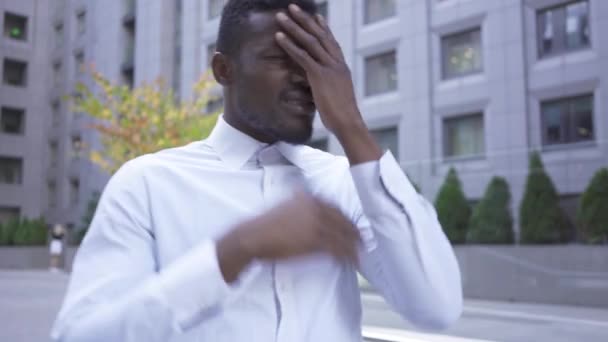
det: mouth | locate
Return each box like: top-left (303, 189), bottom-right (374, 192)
top-left (282, 92), bottom-right (316, 115)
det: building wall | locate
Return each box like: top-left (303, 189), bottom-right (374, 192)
top-left (180, 0), bottom-right (607, 239)
top-left (0, 0), bottom-right (51, 221)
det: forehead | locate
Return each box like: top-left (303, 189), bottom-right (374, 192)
top-left (240, 10), bottom-right (284, 52)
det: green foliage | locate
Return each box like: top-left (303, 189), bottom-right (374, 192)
top-left (434, 168), bottom-right (471, 244)
top-left (467, 177), bottom-right (514, 244)
top-left (71, 191), bottom-right (101, 245)
top-left (519, 152), bottom-right (569, 244)
top-left (0, 217), bottom-right (47, 246)
top-left (72, 69), bottom-right (221, 174)
top-left (576, 168), bottom-right (608, 244)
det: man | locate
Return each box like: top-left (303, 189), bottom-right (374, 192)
top-left (51, 1), bottom-right (462, 341)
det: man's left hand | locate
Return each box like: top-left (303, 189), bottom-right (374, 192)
top-left (275, 4), bottom-right (362, 136)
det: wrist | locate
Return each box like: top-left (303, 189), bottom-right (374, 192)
top-left (216, 226), bottom-right (258, 283)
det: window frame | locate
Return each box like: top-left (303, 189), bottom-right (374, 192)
top-left (442, 112), bottom-right (486, 160)
top-left (3, 11), bottom-right (28, 41)
top-left (536, 0), bottom-right (591, 59)
top-left (540, 93), bottom-right (594, 147)
top-left (363, 0), bottom-right (397, 25)
top-left (1, 107), bottom-right (25, 135)
top-left (441, 27), bottom-right (483, 80)
top-left (364, 50), bottom-right (398, 97)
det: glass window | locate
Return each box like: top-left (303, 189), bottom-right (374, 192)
top-left (75, 52), bottom-right (85, 75)
top-left (71, 135), bottom-right (82, 158)
top-left (53, 62), bottom-right (62, 86)
top-left (365, 50), bottom-right (397, 96)
top-left (441, 28), bottom-right (482, 79)
top-left (307, 138), bottom-right (329, 152)
top-left (207, 43), bottom-right (216, 66)
top-left (3, 12), bottom-right (27, 41)
top-left (48, 181), bottom-right (57, 208)
top-left (55, 23), bottom-right (64, 49)
top-left (0, 207), bottom-right (20, 224)
top-left (371, 127), bottom-right (398, 156)
top-left (70, 178), bottom-right (80, 206)
top-left (52, 101), bottom-right (61, 126)
top-left (49, 141), bottom-right (59, 167)
top-left (76, 11), bottom-right (86, 35)
top-left (3, 58), bottom-right (28, 87)
top-left (541, 94), bottom-right (594, 146)
top-left (537, 0), bottom-right (590, 58)
top-left (444, 114), bottom-right (485, 158)
top-left (0, 157), bottom-right (23, 184)
top-left (208, 0), bottom-right (227, 19)
top-left (317, 1), bottom-right (328, 20)
top-left (1, 107), bottom-right (25, 134)
top-left (364, 0), bottom-right (396, 25)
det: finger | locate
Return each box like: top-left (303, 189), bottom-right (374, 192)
top-left (288, 4), bottom-right (343, 61)
top-left (276, 11), bottom-right (333, 65)
top-left (275, 31), bottom-right (318, 72)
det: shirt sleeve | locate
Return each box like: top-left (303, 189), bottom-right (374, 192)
top-left (349, 151), bottom-right (463, 331)
top-left (51, 158), bottom-right (233, 342)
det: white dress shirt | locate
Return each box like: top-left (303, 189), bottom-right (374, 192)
top-left (51, 116), bottom-right (462, 342)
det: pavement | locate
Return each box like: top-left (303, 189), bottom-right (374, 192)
top-left (1, 270), bottom-right (608, 342)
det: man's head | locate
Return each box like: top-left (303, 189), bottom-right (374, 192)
top-left (212, 0), bottom-right (319, 144)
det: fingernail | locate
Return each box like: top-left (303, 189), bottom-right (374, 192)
top-left (276, 12), bottom-right (288, 21)
top-left (276, 31), bottom-right (286, 39)
top-left (289, 4), bottom-right (301, 12)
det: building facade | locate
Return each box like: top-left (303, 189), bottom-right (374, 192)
top-left (1, 0), bottom-right (606, 240)
top-left (181, 0), bottom-right (607, 239)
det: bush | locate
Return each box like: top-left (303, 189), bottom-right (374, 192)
top-left (467, 177), bottom-right (514, 244)
top-left (12, 218), bottom-right (48, 246)
top-left (519, 152), bottom-right (569, 244)
top-left (0, 218), bottom-right (20, 245)
top-left (434, 168), bottom-right (470, 244)
top-left (577, 168), bottom-right (608, 244)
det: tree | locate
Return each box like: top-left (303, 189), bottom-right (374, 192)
top-left (519, 152), bottom-right (569, 244)
top-left (72, 69), bottom-right (221, 174)
top-left (577, 168), bottom-right (608, 244)
top-left (434, 168), bottom-right (470, 244)
top-left (70, 191), bottom-right (101, 245)
top-left (467, 177), bottom-right (514, 244)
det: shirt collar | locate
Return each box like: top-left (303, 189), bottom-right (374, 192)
top-left (206, 115), bottom-right (269, 170)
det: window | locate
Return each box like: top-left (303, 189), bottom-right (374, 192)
top-left (444, 113), bottom-right (485, 158)
top-left (1, 107), bottom-right (25, 134)
top-left (364, 0), bottom-right (396, 25)
top-left (49, 141), bottom-right (59, 167)
top-left (71, 135), bottom-right (82, 157)
top-left (371, 127), bottom-right (398, 156)
top-left (307, 138), bottom-right (329, 152)
top-left (53, 62), bottom-right (62, 86)
top-left (0, 157), bottom-right (23, 184)
top-left (0, 207), bottom-right (20, 224)
top-left (52, 101), bottom-right (61, 126)
top-left (54, 23), bottom-right (64, 48)
top-left (3, 12), bottom-right (27, 41)
top-left (74, 52), bottom-right (84, 75)
top-left (541, 94), bottom-right (593, 146)
top-left (317, 1), bottom-right (328, 20)
top-left (48, 181), bottom-right (57, 208)
top-left (76, 11), bottom-right (86, 35)
top-left (70, 178), bottom-right (80, 206)
top-left (208, 0), bottom-right (227, 19)
top-left (3, 58), bottom-right (28, 87)
top-left (207, 43), bottom-right (216, 66)
top-left (365, 51), bottom-right (397, 96)
top-left (537, 0), bottom-right (590, 58)
top-left (442, 28), bottom-right (482, 79)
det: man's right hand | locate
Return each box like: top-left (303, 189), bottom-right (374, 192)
top-left (217, 191), bottom-right (361, 283)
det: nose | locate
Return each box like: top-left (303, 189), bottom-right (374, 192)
top-left (288, 66), bottom-right (309, 88)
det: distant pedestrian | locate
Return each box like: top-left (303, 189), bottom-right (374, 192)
top-left (49, 224), bottom-right (65, 272)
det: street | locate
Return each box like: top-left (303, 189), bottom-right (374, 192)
top-left (1, 270), bottom-right (607, 342)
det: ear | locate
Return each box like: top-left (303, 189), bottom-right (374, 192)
top-left (211, 52), bottom-right (234, 86)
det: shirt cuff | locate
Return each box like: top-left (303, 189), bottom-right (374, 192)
top-left (156, 239), bottom-right (232, 330)
top-left (350, 150), bottom-right (418, 219)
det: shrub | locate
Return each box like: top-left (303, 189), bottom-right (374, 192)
top-left (576, 168), bottom-right (608, 244)
top-left (0, 218), bottom-right (20, 245)
top-left (12, 217), bottom-right (48, 246)
top-left (467, 177), bottom-right (514, 244)
top-left (519, 152), bottom-right (569, 244)
top-left (434, 168), bottom-right (470, 244)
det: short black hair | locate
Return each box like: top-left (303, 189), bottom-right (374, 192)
top-left (216, 0), bottom-right (318, 56)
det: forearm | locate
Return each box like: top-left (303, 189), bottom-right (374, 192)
top-left (333, 114), bottom-right (383, 166)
